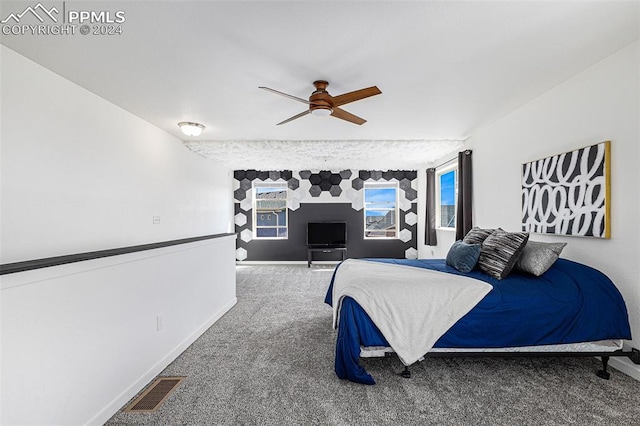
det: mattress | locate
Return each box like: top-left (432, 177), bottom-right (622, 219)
top-left (359, 339), bottom-right (624, 358)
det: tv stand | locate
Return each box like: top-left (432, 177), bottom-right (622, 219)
top-left (307, 247), bottom-right (347, 267)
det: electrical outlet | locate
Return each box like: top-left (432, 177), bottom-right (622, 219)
top-left (153, 215), bottom-right (161, 224)
top-left (156, 314), bottom-right (163, 331)
top-left (630, 347), bottom-right (640, 364)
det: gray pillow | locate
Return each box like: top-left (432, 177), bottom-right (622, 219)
top-left (446, 240), bottom-right (481, 273)
top-left (477, 230), bottom-right (529, 279)
top-left (462, 227), bottom-right (497, 245)
top-left (515, 241), bottom-right (567, 276)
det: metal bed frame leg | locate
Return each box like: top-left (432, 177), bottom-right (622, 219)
top-left (400, 366), bottom-right (411, 378)
top-left (596, 356), bottom-right (611, 380)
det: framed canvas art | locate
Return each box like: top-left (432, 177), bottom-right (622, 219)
top-left (522, 141), bottom-right (610, 238)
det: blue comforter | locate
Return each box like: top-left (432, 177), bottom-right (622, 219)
top-left (325, 258), bottom-right (632, 384)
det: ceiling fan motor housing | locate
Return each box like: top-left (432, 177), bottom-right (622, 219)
top-left (309, 80), bottom-right (333, 115)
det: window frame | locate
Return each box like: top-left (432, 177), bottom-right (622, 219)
top-left (436, 164), bottom-right (458, 230)
top-left (363, 181), bottom-right (399, 240)
top-left (252, 182), bottom-right (288, 240)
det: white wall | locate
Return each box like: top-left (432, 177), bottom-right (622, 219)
top-left (464, 42), bottom-right (639, 377)
top-left (0, 46), bottom-right (237, 424)
top-left (0, 45), bottom-right (233, 264)
top-left (1, 237), bottom-right (237, 425)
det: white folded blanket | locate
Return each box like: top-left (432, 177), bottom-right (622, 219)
top-left (332, 259), bottom-right (492, 366)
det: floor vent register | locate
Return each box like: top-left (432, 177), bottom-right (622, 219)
top-left (124, 376), bottom-right (185, 413)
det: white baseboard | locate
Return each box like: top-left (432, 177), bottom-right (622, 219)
top-left (88, 297), bottom-right (238, 426)
top-left (609, 356), bottom-right (640, 382)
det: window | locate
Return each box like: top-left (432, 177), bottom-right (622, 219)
top-left (363, 182), bottom-right (398, 238)
top-left (436, 165), bottom-right (457, 229)
top-left (253, 182), bottom-right (288, 239)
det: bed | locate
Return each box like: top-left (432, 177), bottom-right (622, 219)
top-left (325, 257), bottom-right (633, 385)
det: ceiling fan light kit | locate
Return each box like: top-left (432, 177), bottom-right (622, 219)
top-left (178, 121), bottom-right (205, 137)
top-left (310, 107), bottom-right (332, 117)
top-left (259, 80), bottom-right (381, 126)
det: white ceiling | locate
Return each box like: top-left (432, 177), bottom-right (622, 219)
top-left (2, 0), bottom-right (638, 169)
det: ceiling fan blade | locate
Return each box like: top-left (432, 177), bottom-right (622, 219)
top-left (330, 107), bottom-right (366, 125)
top-left (259, 86), bottom-right (310, 104)
top-left (332, 86), bottom-right (381, 107)
top-left (276, 110), bottom-right (311, 125)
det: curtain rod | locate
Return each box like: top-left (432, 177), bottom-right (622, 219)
top-left (429, 149), bottom-right (471, 170)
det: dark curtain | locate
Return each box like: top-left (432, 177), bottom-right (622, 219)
top-left (425, 168), bottom-right (437, 246)
top-left (455, 150), bottom-right (473, 240)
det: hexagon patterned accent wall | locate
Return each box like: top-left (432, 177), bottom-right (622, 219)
top-left (233, 169), bottom-right (418, 261)
top-left (303, 171), bottom-right (347, 197)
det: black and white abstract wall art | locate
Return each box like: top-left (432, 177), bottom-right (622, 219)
top-left (522, 141), bottom-right (610, 238)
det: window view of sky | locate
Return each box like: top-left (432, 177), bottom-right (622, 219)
top-left (440, 170), bottom-right (456, 206)
top-left (365, 188), bottom-right (396, 216)
top-left (364, 185), bottom-right (398, 238)
top-left (439, 170), bottom-right (456, 228)
top-left (255, 186), bottom-right (280, 194)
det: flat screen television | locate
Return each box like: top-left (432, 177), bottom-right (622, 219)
top-left (307, 222), bottom-right (347, 248)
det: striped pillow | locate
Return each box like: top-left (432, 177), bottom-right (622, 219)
top-left (478, 230), bottom-right (529, 279)
top-left (462, 227), bottom-right (497, 245)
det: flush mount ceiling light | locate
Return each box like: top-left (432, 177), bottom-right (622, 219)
top-left (178, 122), bottom-right (205, 137)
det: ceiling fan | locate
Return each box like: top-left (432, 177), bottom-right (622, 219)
top-left (259, 80), bottom-right (381, 126)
